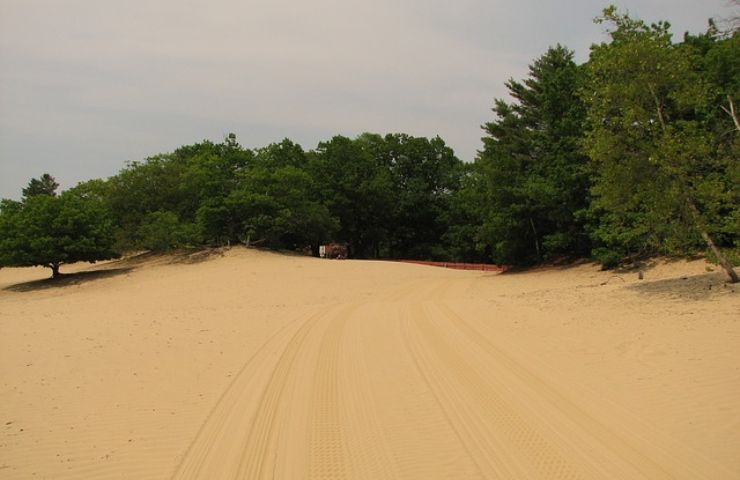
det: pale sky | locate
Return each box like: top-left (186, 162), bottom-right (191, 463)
top-left (0, 0), bottom-right (735, 199)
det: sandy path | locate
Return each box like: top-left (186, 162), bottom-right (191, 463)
top-left (1, 250), bottom-right (738, 478)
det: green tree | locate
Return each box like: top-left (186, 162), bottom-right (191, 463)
top-left (225, 171), bottom-right (337, 250)
top-left (442, 162), bottom-right (492, 262)
top-left (107, 135), bottom-right (252, 250)
top-left (584, 6), bottom-right (738, 281)
top-left (226, 140), bottom-right (337, 251)
top-left (107, 154), bottom-right (189, 250)
top-left (360, 133), bottom-right (463, 259)
top-left (137, 211), bottom-right (198, 251)
top-left (683, 28), bottom-right (740, 268)
top-left (182, 137), bottom-right (253, 244)
top-left (308, 135), bottom-right (394, 258)
top-left (0, 187), bottom-right (118, 278)
top-left (188, 138), bottom-right (337, 250)
top-left (22, 173), bottom-right (59, 199)
top-left (475, 44), bottom-right (590, 265)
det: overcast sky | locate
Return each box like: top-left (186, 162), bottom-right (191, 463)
top-left (0, 0), bottom-right (735, 199)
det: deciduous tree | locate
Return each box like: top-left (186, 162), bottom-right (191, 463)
top-left (584, 6), bottom-right (737, 281)
top-left (0, 186), bottom-right (118, 278)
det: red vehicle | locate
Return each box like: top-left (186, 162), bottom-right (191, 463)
top-left (319, 243), bottom-right (348, 259)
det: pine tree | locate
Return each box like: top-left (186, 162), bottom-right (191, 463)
top-left (476, 45), bottom-right (590, 264)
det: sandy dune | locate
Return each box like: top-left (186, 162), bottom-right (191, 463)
top-left (1, 249), bottom-right (738, 479)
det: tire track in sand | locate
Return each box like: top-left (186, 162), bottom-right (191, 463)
top-left (402, 302), bottom-right (588, 479)
top-left (307, 309), bottom-right (351, 479)
top-left (172, 306), bottom-right (333, 479)
top-left (172, 274), bottom-right (448, 480)
top-left (303, 279), bottom-right (453, 479)
top-left (432, 301), bottom-right (734, 480)
top-left (338, 302), bottom-right (403, 480)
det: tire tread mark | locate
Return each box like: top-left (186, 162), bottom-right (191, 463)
top-left (399, 306), bottom-right (491, 478)
top-left (405, 302), bottom-right (588, 479)
top-left (233, 309), bottom-right (327, 479)
top-left (308, 307), bottom-right (353, 479)
top-left (171, 307), bottom-right (328, 479)
top-left (435, 301), bottom-right (729, 480)
top-left (341, 304), bottom-right (401, 480)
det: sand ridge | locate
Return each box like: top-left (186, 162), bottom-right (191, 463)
top-left (0, 249), bottom-right (738, 479)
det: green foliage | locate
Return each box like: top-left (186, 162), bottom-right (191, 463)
top-left (22, 173), bottom-right (59, 199)
top-left (229, 153), bottom-right (338, 249)
top-left (0, 187), bottom-right (118, 277)
top-left (473, 45), bottom-right (590, 264)
top-left (706, 244), bottom-right (740, 267)
top-left (196, 198), bottom-right (235, 246)
top-left (387, 134), bottom-right (462, 259)
top-left (4, 10), bottom-right (735, 271)
top-left (107, 136), bottom-right (253, 250)
top-left (441, 163), bottom-right (491, 262)
top-left (189, 138), bottom-right (339, 249)
top-left (138, 211), bottom-right (199, 251)
top-left (583, 7), bottom-right (738, 265)
top-left (353, 133), bottom-right (464, 259)
top-left (308, 135), bottom-right (395, 258)
top-left (107, 154), bottom-right (189, 250)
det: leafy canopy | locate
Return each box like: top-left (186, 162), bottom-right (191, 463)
top-left (0, 187), bottom-right (118, 277)
top-left (22, 173), bottom-right (59, 199)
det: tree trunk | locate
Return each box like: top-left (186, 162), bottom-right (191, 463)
top-left (653, 96), bottom-right (737, 283)
top-left (649, 84), bottom-right (667, 130)
top-left (50, 263), bottom-right (61, 279)
top-left (312, 241), bottom-right (320, 257)
top-left (686, 197), bottom-right (738, 283)
top-left (528, 217), bottom-right (542, 262)
top-left (720, 95), bottom-right (740, 133)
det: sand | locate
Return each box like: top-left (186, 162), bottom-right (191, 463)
top-left (0, 249), bottom-right (738, 479)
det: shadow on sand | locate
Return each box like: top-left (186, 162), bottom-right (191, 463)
top-left (3, 267), bottom-right (134, 293)
top-left (627, 271), bottom-right (736, 300)
top-left (109, 247), bottom-right (228, 268)
top-left (2, 247), bottom-right (234, 293)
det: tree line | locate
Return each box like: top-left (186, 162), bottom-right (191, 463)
top-left (1, 7), bottom-right (738, 281)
